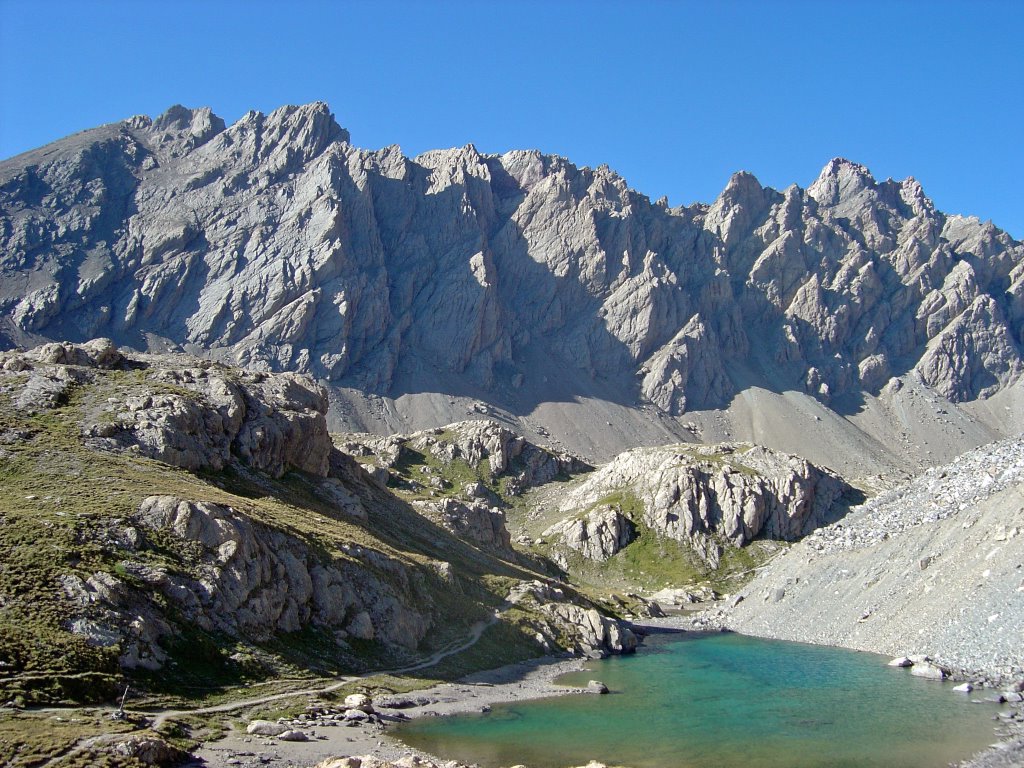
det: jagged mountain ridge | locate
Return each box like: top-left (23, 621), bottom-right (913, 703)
top-left (2, 102), bottom-right (1022, 471)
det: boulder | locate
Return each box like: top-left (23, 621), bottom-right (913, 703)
top-left (587, 680), bottom-right (609, 694)
top-left (344, 693), bottom-right (374, 712)
top-left (650, 587), bottom-right (715, 606)
top-left (25, 339), bottom-right (123, 369)
top-left (277, 729), bottom-right (309, 742)
top-left (909, 662), bottom-right (947, 680)
top-left (109, 736), bottom-right (190, 766)
top-left (246, 720), bottom-right (288, 736)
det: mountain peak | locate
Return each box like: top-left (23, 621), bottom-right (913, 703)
top-left (264, 101), bottom-right (349, 144)
top-left (722, 170), bottom-right (764, 196)
top-left (808, 157), bottom-right (876, 205)
top-left (149, 104), bottom-right (226, 146)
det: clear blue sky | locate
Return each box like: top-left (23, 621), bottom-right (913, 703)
top-left (1, 0), bottom-right (1021, 237)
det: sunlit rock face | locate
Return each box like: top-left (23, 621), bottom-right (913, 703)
top-left (1, 103), bottom-right (1021, 415)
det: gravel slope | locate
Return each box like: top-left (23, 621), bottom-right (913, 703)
top-left (720, 434), bottom-right (1024, 680)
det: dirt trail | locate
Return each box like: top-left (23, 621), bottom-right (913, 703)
top-left (147, 609), bottom-right (500, 729)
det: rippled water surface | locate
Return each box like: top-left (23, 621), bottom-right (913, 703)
top-left (395, 632), bottom-right (1001, 768)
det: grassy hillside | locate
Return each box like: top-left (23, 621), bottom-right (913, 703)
top-left (0, 353), bottom-right (559, 712)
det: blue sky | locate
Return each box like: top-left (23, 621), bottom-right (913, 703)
top-left (1, 0), bottom-right (1021, 237)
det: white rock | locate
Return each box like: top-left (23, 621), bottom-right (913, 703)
top-left (246, 720), bottom-right (288, 736)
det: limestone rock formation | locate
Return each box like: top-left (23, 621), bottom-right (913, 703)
top-left (543, 506), bottom-right (636, 561)
top-left (506, 580), bottom-right (637, 656)
top-left (549, 443), bottom-right (848, 566)
top-left (1, 339), bottom-right (332, 477)
top-left (95, 364), bottom-right (331, 477)
top-left (62, 494), bottom-right (434, 669)
top-left (339, 419), bottom-right (589, 495)
top-left (430, 497), bottom-right (512, 552)
top-left (416, 420), bottom-right (590, 489)
top-left (1, 103), bottom-right (1020, 457)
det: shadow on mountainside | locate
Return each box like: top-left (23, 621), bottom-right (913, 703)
top-left (2, 109), bottom-right (1022, 430)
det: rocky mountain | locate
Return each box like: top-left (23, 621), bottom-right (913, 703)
top-left (2, 102), bottom-right (1023, 475)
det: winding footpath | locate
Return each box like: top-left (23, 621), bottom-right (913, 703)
top-left (148, 609), bottom-right (501, 729)
top-left (29, 610), bottom-right (501, 768)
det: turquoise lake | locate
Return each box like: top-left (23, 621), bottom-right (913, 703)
top-left (395, 631), bottom-right (1002, 768)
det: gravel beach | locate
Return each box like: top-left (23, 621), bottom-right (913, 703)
top-left (193, 654), bottom-right (593, 768)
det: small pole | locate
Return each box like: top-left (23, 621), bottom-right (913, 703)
top-left (110, 685), bottom-right (130, 719)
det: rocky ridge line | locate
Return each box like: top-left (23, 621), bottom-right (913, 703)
top-left (0, 102), bottom-right (1021, 440)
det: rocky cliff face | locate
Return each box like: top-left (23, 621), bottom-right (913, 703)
top-left (1, 103), bottom-right (1021, 450)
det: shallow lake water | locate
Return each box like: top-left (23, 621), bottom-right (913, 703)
top-left (395, 631), bottom-right (1003, 768)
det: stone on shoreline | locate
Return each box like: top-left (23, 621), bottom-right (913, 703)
top-left (587, 680), bottom-right (609, 694)
top-left (910, 662), bottom-right (948, 680)
top-left (246, 719), bottom-right (288, 736)
top-left (888, 656), bottom-right (913, 667)
top-left (344, 693), bottom-right (374, 712)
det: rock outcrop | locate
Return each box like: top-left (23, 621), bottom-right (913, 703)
top-left (1, 103), bottom-right (1021, 441)
top-left (546, 443), bottom-right (849, 566)
top-left (1, 340), bottom-right (332, 477)
top-left (341, 420), bottom-right (589, 496)
top-left (62, 494), bottom-right (434, 669)
top-left (506, 580), bottom-right (637, 657)
top-left (543, 506), bottom-right (636, 561)
top-left (93, 364), bottom-right (331, 478)
top-left (429, 497), bottom-right (512, 552)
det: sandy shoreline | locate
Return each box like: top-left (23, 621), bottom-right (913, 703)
top-left (192, 650), bottom-right (606, 768)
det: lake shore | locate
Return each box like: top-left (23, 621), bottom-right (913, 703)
top-left (192, 651), bottom-right (601, 768)
top-left (191, 617), bottom-right (1021, 768)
